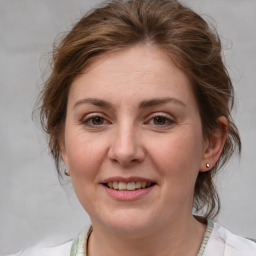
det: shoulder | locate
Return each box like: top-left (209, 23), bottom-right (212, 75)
top-left (6, 240), bottom-right (73, 256)
top-left (6, 226), bottom-right (92, 256)
top-left (205, 221), bottom-right (256, 256)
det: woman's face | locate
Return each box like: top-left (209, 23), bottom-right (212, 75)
top-left (62, 45), bottom-right (209, 235)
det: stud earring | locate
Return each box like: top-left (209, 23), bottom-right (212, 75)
top-left (206, 163), bottom-right (210, 168)
top-left (64, 169), bottom-right (70, 176)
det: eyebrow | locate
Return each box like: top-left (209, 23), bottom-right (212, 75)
top-left (73, 98), bottom-right (112, 109)
top-left (139, 97), bottom-right (186, 108)
top-left (73, 97), bottom-right (186, 110)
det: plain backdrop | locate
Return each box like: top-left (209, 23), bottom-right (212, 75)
top-left (1, 0), bottom-right (256, 254)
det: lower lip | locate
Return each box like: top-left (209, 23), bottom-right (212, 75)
top-left (102, 185), bottom-right (155, 201)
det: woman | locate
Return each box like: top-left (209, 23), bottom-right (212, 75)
top-left (10, 0), bottom-right (256, 255)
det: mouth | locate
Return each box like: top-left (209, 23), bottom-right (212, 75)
top-left (103, 181), bottom-right (156, 191)
top-left (101, 177), bottom-right (157, 200)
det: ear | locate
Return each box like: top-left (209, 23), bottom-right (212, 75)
top-left (60, 140), bottom-right (69, 169)
top-left (199, 116), bottom-right (228, 172)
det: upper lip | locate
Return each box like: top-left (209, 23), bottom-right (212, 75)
top-left (101, 176), bottom-right (157, 184)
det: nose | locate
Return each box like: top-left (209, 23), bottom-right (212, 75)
top-left (107, 123), bottom-right (145, 166)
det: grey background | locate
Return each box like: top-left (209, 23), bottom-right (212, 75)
top-left (0, 0), bottom-right (255, 254)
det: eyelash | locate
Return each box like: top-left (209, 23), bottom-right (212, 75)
top-left (146, 114), bottom-right (175, 127)
top-left (80, 114), bottom-right (175, 128)
top-left (81, 114), bottom-right (108, 127)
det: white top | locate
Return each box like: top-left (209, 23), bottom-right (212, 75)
top-left (204, 222), bottom-right (256, 256)
top-left (7, 240), bottom-right (72, 256)
top-left (7, 221), bottom-right (256, 256)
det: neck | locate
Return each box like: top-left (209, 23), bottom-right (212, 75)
top-left (88, 216), bottom-right (206, 256)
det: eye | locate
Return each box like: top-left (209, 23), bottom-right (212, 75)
top-left (153, 116), bottom-right (169, 125)
top-left (90, 116), bottom-right (105, 125)
top-left (82, 115), bottom-right (108, 127)
top-left (147, 115), bottom-right (175, 127)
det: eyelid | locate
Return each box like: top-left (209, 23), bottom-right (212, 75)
top-left (79, 112), bottom-right (175, 127)
top-left (146, 112), bottom-right (175, 121)
top-left (145, 112), bottom-right (176, 126)
top-left (80, 112), bottom-right (111, 126)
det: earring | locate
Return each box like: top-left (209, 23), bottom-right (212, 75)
top-left (206, 163), bottom-right (210, 168)
top-left (64, 169), bottom-right (70, 176)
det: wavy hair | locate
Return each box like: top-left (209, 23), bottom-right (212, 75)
top-left (38, 0), bottom-right (241, 218)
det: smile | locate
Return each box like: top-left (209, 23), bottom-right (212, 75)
top-left (101, 177), bottom-right (157, 200)
top-left (105, 181), bottom-right (154, 191)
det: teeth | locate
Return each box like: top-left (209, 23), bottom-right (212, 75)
top-left (113, 181), bottom-right (118, 190)
top-left (135, 181), bottom-right (141, 189)
top-left (127, 182), bottom-right (135, 190)
top-left (118, 181), bottom-right (126, 190)
top-left (106, 181), bottom-right (153, 190)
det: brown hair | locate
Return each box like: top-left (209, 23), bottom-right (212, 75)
top-left (39, 0), bottom-right (241, 218)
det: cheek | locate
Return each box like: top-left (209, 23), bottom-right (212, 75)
top-left (71, 150), bottom-right (100, 175)
top-left (151, 133), bottom-right (203, 212)
top-left (65, 133), bottom-right (107, 186)
top-left (148, 129), bottom-right (204, 186)
top-left (65, 137), bottom-right (107, 210)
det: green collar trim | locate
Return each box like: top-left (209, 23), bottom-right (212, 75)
top-left (70, 226), bottom-right (92, 256)
top-left (197, 219), bottom-right (214, 256)
top-left (70, 220), bottom-right (214, 256)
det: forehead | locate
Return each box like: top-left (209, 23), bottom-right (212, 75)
top-left (69, 44), bottom-right (195, 106)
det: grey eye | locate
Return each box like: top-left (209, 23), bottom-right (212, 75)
top-left (91, 116), bottom-right (104, 125)
top-left (153, 116), bottom-right (168, 125)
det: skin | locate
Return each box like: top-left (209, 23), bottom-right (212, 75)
top-left (61, 44), bottom-right (227, 256)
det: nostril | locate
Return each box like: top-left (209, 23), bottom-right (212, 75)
top-left (107, 132), bottom-right (145, 165)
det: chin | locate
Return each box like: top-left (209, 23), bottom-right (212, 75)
top-left (95, 208), bottom-right (157, 237)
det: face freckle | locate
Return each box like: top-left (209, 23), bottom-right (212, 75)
top-left (61, 44), bottom-right (207, 235)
